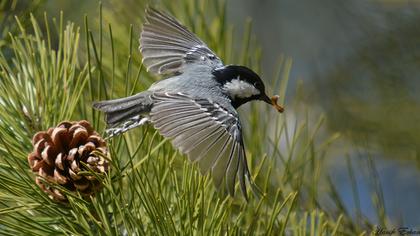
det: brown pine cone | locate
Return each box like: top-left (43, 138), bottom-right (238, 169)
top-left (27, 120), bottom-right (109, 202)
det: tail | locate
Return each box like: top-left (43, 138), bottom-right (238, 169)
top-left (93, 91), bottom-right (153, 137)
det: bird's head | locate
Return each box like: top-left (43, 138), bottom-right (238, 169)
top-left (212, 65), bottom-right (284, 112)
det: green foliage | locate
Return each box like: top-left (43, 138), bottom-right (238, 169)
top-left (0, 0), bottom-right (46, 48)
top-left (0, 1), bottom-right (381, 235)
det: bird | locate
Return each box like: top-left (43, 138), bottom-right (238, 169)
top-left (93, 8), bottom-right (284, 199)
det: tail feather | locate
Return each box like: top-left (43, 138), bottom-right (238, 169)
top-left (93, 91), bottom-right (153, 137)
top-left (93, 92), bottom-right (152, 113)
top-left (105, 115), bottom-right (149, 138)
top-left (105, 106), bottom-right (145, 126)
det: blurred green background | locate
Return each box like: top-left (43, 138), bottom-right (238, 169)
top-left (228, 0), bottom-right (420, 226)
top-left (2, 0), bottom-right (420, 230)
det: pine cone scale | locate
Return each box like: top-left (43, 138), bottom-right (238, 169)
top-left (52, 127), bottom-right (69, 152)
top-left (41, 145), bottom-right (57, 166)
top-left (54, 169), bottom-right (67, 184)
top-left (74, 178), bottom-right (90, 191)
top-left (69, 168), bottom-right (82, 180)
top-left (55, 153), bottom-right (65, 170)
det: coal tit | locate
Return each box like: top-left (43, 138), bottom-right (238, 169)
top-left (93, 8), bottom-right (284, 198)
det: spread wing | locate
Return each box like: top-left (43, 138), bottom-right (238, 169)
top-left (140, 8), bottom-right (223, 75)
top-left (149, 92), bottom-right (251, 198)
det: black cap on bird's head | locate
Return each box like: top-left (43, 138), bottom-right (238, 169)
top-left (212, 65), bottom-right (284, 112)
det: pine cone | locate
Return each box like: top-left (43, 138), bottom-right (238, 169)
top-left (28, 120), bottom-right (109, 202)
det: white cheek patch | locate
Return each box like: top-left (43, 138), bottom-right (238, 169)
top-left (223, 78), bottom-right (260, 98)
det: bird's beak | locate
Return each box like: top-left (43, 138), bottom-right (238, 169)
top-left (262, 94), bottom-right (284, 113)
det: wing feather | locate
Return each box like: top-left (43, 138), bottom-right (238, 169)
top-left (150, 92), bottom-right (253, 197)
top-left (226, 143), bottom-right (240, 195)
top-left (197, 134), bottom-right (231, 174)
top-left (140, 8), bottom-right (223, 75)
top-left (171, 123), bottom-right (215, 148)
top-left (154, 111), bottom-right (207, 127)
top-left (186, 129), bottom-right (225, 162)
top-left (212, 142), bottom-right (237, 188)
top-left (164, 119), bottom-right (214, 138)
top-left (238, 147), bottom-right (248, 199)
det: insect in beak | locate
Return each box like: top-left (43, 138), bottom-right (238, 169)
top-left (262, 94), bottom-right (284, 113)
